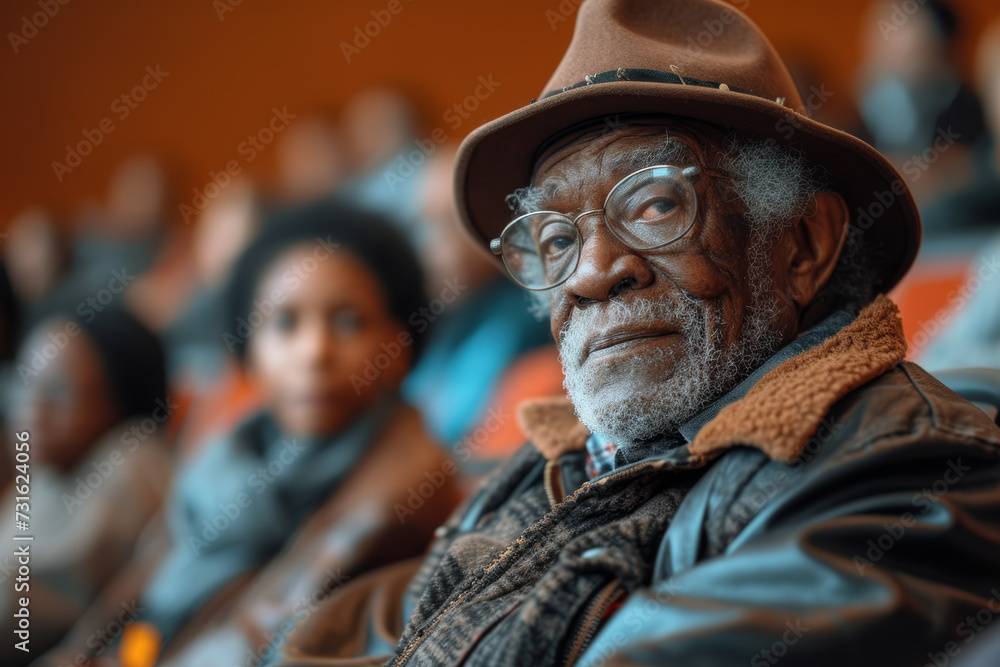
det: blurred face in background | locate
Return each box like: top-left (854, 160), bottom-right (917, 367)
top-left (420, 148), bottom-right (496, 292)
top-left (247, 244), bottom-right (410, 438)
top-left (4, 208), bottom-right (65, 303)
top-left (13, 320), bottom-right (120, 471)
top-left (860, 2), bottom-right (949, 81)
top-left (275, 117), bottom-right (349, 203)
top-left (341, 88), bottom-right (416, 173)
top-left (106, 154), bottom-right (171, 236)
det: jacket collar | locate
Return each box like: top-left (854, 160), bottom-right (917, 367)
top-left (518, 294), bottom-right (908, 466)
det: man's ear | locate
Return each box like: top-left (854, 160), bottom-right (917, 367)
top-left (780, 191), bottom-right (850, 310)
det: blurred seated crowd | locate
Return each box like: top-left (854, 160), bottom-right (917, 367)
top-left (0, 1), bottom-right (998, 665)
top-left (0, 87), bottom-right (560, 666)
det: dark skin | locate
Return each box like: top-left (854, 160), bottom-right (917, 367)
top-left (535, 121), bottom-right (850, 370)
top-left (15, 320), bottom-right (122, 472)
top-left (247, 244), bottom-right (411, 438)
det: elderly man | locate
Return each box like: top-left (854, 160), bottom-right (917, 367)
top-left (274, 1), bottom-right (1000, 666)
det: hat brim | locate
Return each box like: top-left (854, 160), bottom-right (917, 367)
top-left (454, 80), bottom-right (921, 293)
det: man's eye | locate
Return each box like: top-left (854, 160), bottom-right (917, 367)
top-left (638, 197), bottom-right (678, 221)
top-left (540, 234), bottom-right (575, 257)
top-left (536, 219), bottom-right (578, 259)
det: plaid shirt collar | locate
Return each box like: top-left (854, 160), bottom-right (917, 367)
top-left (584, 433), bottom-right (618, 479)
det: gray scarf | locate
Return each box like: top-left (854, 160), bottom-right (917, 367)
top-left (141, 395), bottom-right (398, 643)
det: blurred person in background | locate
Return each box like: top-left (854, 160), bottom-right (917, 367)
top-left (981, 18), bottom-right (1000, 175)
top-left (0, 301), bottom-right (172, 665)
top-left (920, 15), bottom-right (1000, 230)
top-left (274, 113), bottom-right (350, 204)
top-left (339, 87), bottom-right (428, 246)
top-left (159, 180), bottom-right (262, 390)
top-left (68, 154), bottom-right (177, 296)
top-left (44, 200), bottom-right (461, 667)
top-left (2, 208), bottom-right (71, 307)
top-left (402, 145), bottom-right (562, 464)
top-left (0, 260), bottom-right (22, 493)
top-left (158, 181), bottom-right (267, 460)
top-left (855, 0), bottom-right (986, 211)
top-left (913, 16), bottom-right (1000, 371)
top-left (0, 261), bottom-right (21, 370)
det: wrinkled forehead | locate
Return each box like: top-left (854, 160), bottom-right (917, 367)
top-left (529, 116), bottom-right (729, 188)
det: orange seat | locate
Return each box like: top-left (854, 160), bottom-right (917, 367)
top-left (890, 255), bottom-right (973, 359)
top-left (462, 345), bottom-right (566, 461)
top-left (175, 361), bottom-right (262, 457)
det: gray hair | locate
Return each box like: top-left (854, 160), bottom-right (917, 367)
top-left (509, 130), bottom-right (878, 319)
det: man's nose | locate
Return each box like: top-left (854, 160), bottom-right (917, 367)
top-left (561, 221), bottom-right (653, 306)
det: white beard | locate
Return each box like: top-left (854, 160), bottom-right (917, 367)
top-left (558, 286), bottom-right (784, 448)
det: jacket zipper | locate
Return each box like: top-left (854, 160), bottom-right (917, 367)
top-left (393, 589), bottom-right (468, 665)
top-left (543, 460), bottom-right (565, 506)
top-left (394, 459), bottom-right (664, 665)
top-left (559, 580), bottom-right (625, 667)
top-left (392, 529), bottom-right (534, 666)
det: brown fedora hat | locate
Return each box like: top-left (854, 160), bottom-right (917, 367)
top-left (454, 0), bottom-right (921, 292)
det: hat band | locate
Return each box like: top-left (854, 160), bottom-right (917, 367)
top-left (540, 67), bottom-right (755, 100)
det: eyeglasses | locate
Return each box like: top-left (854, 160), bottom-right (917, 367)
top-left (490, 164), bottom-right (709, 291)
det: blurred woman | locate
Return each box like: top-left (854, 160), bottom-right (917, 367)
top-left (0, 302), bottom-right (172, 665)
top-left (50, 200), bottom-right (462, 667)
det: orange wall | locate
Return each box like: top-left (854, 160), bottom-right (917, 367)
top-left (0, 0), bottom-right (996, 227)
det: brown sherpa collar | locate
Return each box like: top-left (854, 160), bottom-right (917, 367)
top-left (516, 397), bottom-right (591, 462)
top-left (517, 295), bottom-right (907, 466)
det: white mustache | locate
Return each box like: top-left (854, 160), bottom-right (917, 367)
top-left (558, 294), bottom-right (702, 368)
